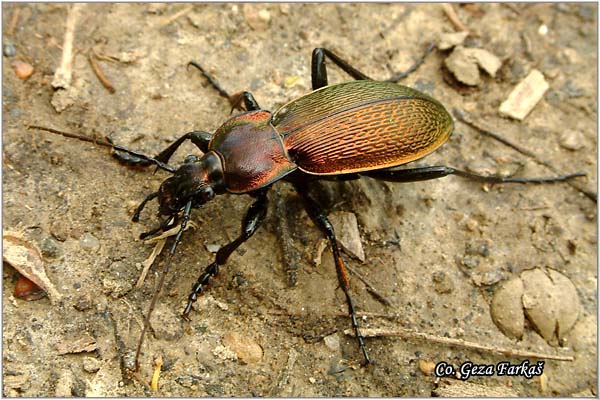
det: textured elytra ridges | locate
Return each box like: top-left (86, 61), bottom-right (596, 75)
top-left (273, 80), bottom-right (438, 134)
top-left (282, 97), bottom-right (452, 175)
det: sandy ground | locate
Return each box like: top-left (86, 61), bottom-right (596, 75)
top-left (2, 3), bottom-right (597, 397)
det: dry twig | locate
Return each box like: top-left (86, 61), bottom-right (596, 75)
top-left (441, 3), bottom-right (469, 33)
top-left (345, 327), bottom-right (574, 362)
top-left (7, 7), bottom-right (20, 36)
top-left (52, 3), bottom-right (84, 89)
top-left (159, 5), bottom-right (193, 27)
top-left (88, 51), bottom-right (116, 93)
top-left (345, 264), bottom-right (392, 307)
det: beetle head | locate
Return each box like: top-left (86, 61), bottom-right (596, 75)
top-left (158, 151), bottom-right (225, 215)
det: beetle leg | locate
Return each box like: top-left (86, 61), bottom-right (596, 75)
top-left (363, 165), bottom-right (586, 184)
top-left (182, 189), bottom-right (269, 319)
top-left (132, 191), bottom-right (159, 222)
top-left (385, 42), bottom-right (436, 82)
top-left (188, 61), bottom-right (261, 112)
top-left (311, 43), bottom-right (436, 89)
top-left (311, 48), bottom-right (372, 90)
top-left (293, 181), bottom-right (372, 365)
top-left (139, 214), bottom-right (179, 240)
top-left (152, 131), bottom-right (212, 164)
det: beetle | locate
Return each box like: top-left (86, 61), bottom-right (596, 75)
top-left (32, 47), bottom-right (584, 370)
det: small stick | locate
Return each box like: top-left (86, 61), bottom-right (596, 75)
top-left (88, 52), bottom-right (116, 93)
top-left (345, 327), bottom-right (575, 362)
top-left (136, 241), bottom-right (166, 289)
top-left (6, 7), bottom-right (20, 36)
top-left (136, 221), bottom-right (197, 288)
top-left (270, 348), bottom-right (298, 396)
top-left (159, 5), bottom-right (193, 27)
top-left (441, 3), bottom-right (469, 33)
top-left (52, 3), bottom-right (84, 89)
top-left (150, 356), bottom-right (162, 391)
top-left (453, 108), bottom-right (596, 202)
top-left (345, 264), bottom-right (392, 307)
top-left (129, 370), bottom-right (152, 391)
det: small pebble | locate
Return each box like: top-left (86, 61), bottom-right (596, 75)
top-left (55, 369), bottom-right (75, 397)
top-left (243, 5), bottom-right (271, 30)
top-left (538, 24), bottom-right (548, 35)
top-left (73, 292), bottom-right (93, 311)
top-left (80, 233), bottom-right (100, 252)
top-left (149, 303), bottom-right (184, 341)
top-left (499, 69), bottom-right (549, 120)
top-left (176, 375), bottom-right (195, 388)
top-left (222, 332), bottom-right (263, 364)
top-left (471, 265), bottom-right (505, 286)
top-left (205, 243), bottom-right (221, 253)
top-left (82, 357), bottom-right (101, 373)
top-left (212, 345), bottom-right (238, 361)
top-left (465, 242), bottom-right (489, 257)
top-left (462, 255), bottom-right (479, 269)
top-left (444, 46), bottom-right (481, 86)
top-left (559, 130), bottom-right (585, 151)
top-left (521, 268), bottom-right (580, 342)
top-left (329, 211), bottom-right (365, 261)
top-left (432, 271), bottom-right (454, 294)
top-left (437, 31), bottom-right (469, 50)
top-left (418, 359), bottom-right (436, 375)
top-left (323, 333), bottom-right (340, 352)
top-left (3, 43), bottom-right (16, 57)
top-left (490, 277), bottom-right (525, 339)
top-left (12, 60), bottom-right (33, 80)
top-left (41, 236), bottom-right (61, 258)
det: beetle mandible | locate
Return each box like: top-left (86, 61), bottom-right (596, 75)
top-left (32, 47), bottom-right (585, 370)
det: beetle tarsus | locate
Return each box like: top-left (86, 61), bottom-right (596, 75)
top-left (386, 42), bottom-right (436, 83)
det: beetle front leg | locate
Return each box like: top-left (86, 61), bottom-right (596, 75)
top-left (110, 130), bottom-right (211, 168)
top-left (182, 189), bottom-right (269, 318)
top-left (293, 181), bottom-right (372, 365)
top-left (152, 130), bottom-right (212, 164)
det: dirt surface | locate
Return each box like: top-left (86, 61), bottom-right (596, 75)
top-left (2, 3), bottom-right (597, 397)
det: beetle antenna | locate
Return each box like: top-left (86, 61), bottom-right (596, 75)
top-left (134, 200), bottom-right (193, 372)
top-left (28, 125), bottom-right (176, 173)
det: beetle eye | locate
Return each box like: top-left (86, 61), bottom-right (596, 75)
top-left (201, 187), bottom-right (215, 201)
top-left (184, 155), bottom-right (199, 163)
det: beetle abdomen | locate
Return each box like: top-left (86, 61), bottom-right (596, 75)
top-left (277, 81), bottom-right (453, 175)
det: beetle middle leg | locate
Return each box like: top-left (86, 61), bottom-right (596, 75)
top-left (292, 180), bottom-right (372, 365)
top-left (182, 189), bottom-right (269, 318)
top-left (188, 61), bottom-right (261, 111)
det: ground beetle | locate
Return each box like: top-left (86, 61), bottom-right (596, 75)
top-left (32, 47), bottom-right (585, 370)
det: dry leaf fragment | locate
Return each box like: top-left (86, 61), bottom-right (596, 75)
top-left (3, 232), bottom-right (62, 303)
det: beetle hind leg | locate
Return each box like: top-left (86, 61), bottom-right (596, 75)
top-left (363, 165), bottom-right (586, 185)
top-left (293, 181), bottom-right (372, 365)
